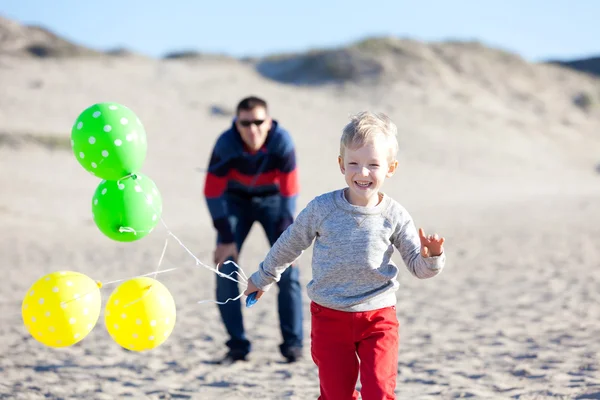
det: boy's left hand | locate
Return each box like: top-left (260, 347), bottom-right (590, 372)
top-left (419, 228), bottom-right (445, 258)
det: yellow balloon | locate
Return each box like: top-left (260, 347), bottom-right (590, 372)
top-left (21, 271), bottom-right (102, 348)
top-left (105, 277), bottom-right (176, 352)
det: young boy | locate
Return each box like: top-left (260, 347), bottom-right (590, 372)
top-left (244, 111), bottom-right (446, 399)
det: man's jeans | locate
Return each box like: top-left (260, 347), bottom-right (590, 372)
top-left (216, 192), bottom-right (304, 357)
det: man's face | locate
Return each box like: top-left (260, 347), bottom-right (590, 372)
top-left (235, 107), bottom-right (272, 152)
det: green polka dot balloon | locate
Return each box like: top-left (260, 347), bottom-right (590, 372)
top-left (92, 173), bottom-right (162, 242)
top-left (71, 103), bottom-right (147, 180)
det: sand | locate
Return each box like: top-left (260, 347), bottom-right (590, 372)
top-left (1, 54), bottom-right (600, 399)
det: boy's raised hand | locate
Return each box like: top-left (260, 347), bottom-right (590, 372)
top-left (419, 228), bottom-right (445, 258)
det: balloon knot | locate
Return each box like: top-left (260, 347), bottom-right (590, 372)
top-left (96, 281), bottom-right (103, 289)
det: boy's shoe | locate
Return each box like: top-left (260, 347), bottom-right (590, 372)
top-left (281, 346), bottom-right (303, 363)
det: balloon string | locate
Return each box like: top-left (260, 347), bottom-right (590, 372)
top-left (197, 291), bottom-right (244, 305)
top-left (56, 267), bottom-right (182, 309)
top-left (99, 176), bottom-right (250, 307)
top-left (119, 227), bottom-right (141, 235)
top-left (154, 237), bottom-right (169, 279)
top-left (122, 285), bottom-right (154, 309)
top-left (116, 173), bottom-right (136, 184)
top-left (102, 267), bottom-right (180, 286)
top-left (163, 231), bottom-right (248, 285)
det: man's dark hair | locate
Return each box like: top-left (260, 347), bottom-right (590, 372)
top-left (236, 96), bottom-right (268, 115)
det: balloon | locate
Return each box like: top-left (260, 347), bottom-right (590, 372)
top-left (21, 271), bottom-right (102, 348)
top-left (92, 173), bottom-right (162, 242)
top-left (104, 277), bottom-right (176, 352)
top-left (71, 102), bottom-right (148, 180)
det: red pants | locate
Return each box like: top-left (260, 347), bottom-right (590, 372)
top-left (310, 302), bottom-right (399, 400)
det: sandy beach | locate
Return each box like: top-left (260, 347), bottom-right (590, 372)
top-left (1, 44), bottom-right (600, 399)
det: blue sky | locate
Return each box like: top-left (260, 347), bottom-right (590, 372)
top-left (2, 1), bottom-right (598, 61)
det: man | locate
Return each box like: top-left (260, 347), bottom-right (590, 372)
top-left (203, 96), bottom-right (304, 364)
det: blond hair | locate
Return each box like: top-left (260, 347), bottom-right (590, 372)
top-left (340, 111), bottom-right (399, 162)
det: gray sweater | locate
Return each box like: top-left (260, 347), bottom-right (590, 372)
top-left (249, 189), bottom-right (446, 312)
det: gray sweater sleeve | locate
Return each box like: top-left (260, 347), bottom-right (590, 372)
top-left (249, 198), bottom-right (321, 291)
top-left (392, 213), bottom-right (445, 279)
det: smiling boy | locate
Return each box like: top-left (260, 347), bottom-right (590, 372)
top-left (245, 111), bottom-right (446, 399)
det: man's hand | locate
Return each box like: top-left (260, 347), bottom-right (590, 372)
top-left (419, 228), bottom-right (445, 258)
top-left (243, 279), bottom-right (264, 300)
top-left (214, 242), bottom-right (238, 266)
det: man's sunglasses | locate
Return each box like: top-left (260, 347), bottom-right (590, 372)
top-left (238, 119), bottom-right (265, 127)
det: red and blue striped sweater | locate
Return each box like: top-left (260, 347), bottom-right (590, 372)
top-left (204, 120), bottom-right (299, 244)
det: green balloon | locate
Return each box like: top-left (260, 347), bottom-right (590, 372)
top-left (71, 102), bottom-right (148, 180)
top-left (92, 173), bottom-right (162, 242)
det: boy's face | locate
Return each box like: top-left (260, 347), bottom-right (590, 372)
top-left (338, 137), bottom-right (398, 207)
top-left (235, 106), bottom-right (272, 152)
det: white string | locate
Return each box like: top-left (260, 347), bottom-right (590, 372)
top-left (102, 267), bottom-right (180, 286)
top-left (153, 238), bottom-right (169, 279)
top-left (123, 285), bottom-right (154, 309)
top-left (102, 174), bottom-right (251, 307)
top-left (197, 291), bottom-right (245, 305)
top-left (55, 267), bottom-right (179, 309)
top-left (224, 259), bottom-right (248, 281)
top-left (119, 226), bottom-right (140, 235)
top-left (26, 175), bottom-right (252, 314)
top-left (164, 231), bottom-right (247, 284)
